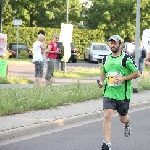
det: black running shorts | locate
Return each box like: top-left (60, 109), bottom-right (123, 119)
top-left (103, 97), bottom-right (130, 116)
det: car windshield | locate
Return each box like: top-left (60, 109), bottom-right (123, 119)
top-left (12, 44), bottom-right (28, 49)
top-left (92, 45), bottom-right (108, 50)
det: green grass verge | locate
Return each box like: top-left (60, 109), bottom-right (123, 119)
top-left (0, 76), bottom-right (150, 116)
top-left (0, 76), bottom-right (33, 84)
top-left (54, 67), bottom-right (100, 78)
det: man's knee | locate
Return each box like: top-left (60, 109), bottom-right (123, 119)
top-left (104, 109), bottom-right (114, 121)
top-left (119, 115), bottom-right (129, 123)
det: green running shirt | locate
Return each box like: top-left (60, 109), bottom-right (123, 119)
top-left (102, 52), bottom-right (138, 100)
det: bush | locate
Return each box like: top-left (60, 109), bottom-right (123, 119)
top-left (19, 50), bottom-right (28, 59)
top-left (3, 26), bottom-right (105, 59)
top-left (0, 77), bottom-right (11, 84)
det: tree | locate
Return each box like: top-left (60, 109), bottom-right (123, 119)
top-left (82, 0), bottom-right (150, 39)
top-left (2, 0), bottom-right (13, 26)
top-left (3, 0), bottom-right (82, 28)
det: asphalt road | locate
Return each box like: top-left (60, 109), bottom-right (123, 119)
top-left (0, 107), bottom-right (149, 150)
top-left (8, 60), bottom-right (99, 81)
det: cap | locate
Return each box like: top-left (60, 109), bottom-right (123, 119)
top-left (109, 35), bottom-right (122, 43)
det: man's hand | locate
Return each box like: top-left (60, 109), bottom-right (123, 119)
top-left (97, 80), bottom-right (103, 88)
top-left (114, 76), bottom-right (125, 85)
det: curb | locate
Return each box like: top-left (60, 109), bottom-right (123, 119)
top-left (0, 101), bottom-right (150, 142)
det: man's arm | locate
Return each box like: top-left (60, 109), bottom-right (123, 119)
top-left (100, 72), bottom-right (106, 84)
top-left (40, 42), bottom-right (46, 53)
top-left (114, 72), bottom-right (140, 85)
top-left (123, 72), bottom-right (140, 80)
top-left (98, 72), bottom-right (106, 88)
top-left (145, 51), bottom-right (150, 66)
top-left (46, 44), bottom-right (60, 54)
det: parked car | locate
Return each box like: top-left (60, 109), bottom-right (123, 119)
top-left (57, 42), bottom-right (77, 63)
top-left (8, 42), bottom-right (33, 58)
top-left (84, 42), bottom-right (111, 63)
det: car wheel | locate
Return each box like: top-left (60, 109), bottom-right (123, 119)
top-left (84, 53), bottom-right (87, 61)
top-left (72, 59), bottom-right (77, 63)
top-left (88, 55), bottom-right (91, 63)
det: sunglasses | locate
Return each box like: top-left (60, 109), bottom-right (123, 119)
top-left (109, 41), bottom-right (118, 45)
top-left (55, 37), bottom-right (59, 39)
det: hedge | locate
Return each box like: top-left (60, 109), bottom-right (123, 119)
top-left (2, 26), bottom-right (105, 59)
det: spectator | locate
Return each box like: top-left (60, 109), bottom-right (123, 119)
top-left (125, 38), bottom-right (135, 58)
top-left (37, 30), bottom-right (47, 69)
top-left (38, 30), bottom-right (45, 36)
top-left (45, 34), bottom-right (61, 86)
top-left (138, 42), bottom-right (146, 74)
top-left (33, 34), bottom-right (46, 87)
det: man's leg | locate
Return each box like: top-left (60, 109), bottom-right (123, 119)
top-left (35, 77), bottom-right (38, 86)
top-left (45, 61), bottom-right (51, 85)
top-left (38, 61), bottom-right (43, 87)
top-left (101, 109), bottom-right (113, 150)
top-left (103, 109), bottom-right (114, 142)
top-left (38, 77), bottom-right (43, 87)
top-left (119, 114), bottom-right (130, 126)
top-left (34, 62), bottom-right (38, 86)
top-left (118, 100), bottom-right (131, 137)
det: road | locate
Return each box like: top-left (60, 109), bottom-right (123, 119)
top-left (8, 60), bottom-right (99, 81)
top-left (0, 107), bottom-right (149, 150)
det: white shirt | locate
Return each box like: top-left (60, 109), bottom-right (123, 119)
top-left (32, 41), bottom-right (43, 62)
top-left (126, 43), bottom-right (135, 54)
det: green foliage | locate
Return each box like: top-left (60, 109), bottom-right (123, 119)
top-left (0, 83), bottom-right (103, 116)
top-left (19, 50), bottom-right (28, 59)
top-left (3, 26), bottom-right (105, 59)
top-left (3, 0), bottom-right (83, 27)
top-left (0, 76), bottom-right (33, 84)
top-left (54, 67), bottom-right (101, 78)
top-left (0, 74), bottom-right (150, 116)
top-left (0, 77), bottom-right (11, 84)
top-left (82, 0), bottom-right (150, 40)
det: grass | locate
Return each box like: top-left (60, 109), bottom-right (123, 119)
top-left (0, 63), bottom-right (150, 116)
top-left (0, 82), bottom-right (103, 116)
top-left (54, 67), bottom-right (100, 78)
top-left (0, 72), bottom-right (150, 116)
top-left (7, 58), bottom-right (33, 63)
top-left (0, 66), bottom-right (101, 84)
top-left (0, 76), bottom-right (33, 84)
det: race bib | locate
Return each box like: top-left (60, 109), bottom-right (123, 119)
top-left (107, 72), bottom-right (121, 86)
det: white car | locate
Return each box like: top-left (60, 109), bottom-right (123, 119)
top-left (84, 42), bottom-right (111, 63)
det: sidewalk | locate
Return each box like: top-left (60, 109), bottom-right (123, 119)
top-left (0, 78), bottom-right (150, 143)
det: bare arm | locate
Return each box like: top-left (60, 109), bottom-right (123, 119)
top-left (114, 72), bottom-right (140, 85)
top-left (145, 51), bottom-right (150, 66)
top-left (46, 45), bottom-right (60, 54)
top-left (40, 42), bottom-right (46, 53)
top-left (98, 72), bottom-right (106, 88)
top-left (100, 72), bottom-right (106, 84)
top-left (123, 72), bottom-right (140, 80)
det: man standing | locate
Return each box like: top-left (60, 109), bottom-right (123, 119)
top-left (144, 50), bottom-right (150, 66)
top-left (45, 34), bottom-right (60, 86)
top-left (98, 35), bottom-right (139, 150)
top-left (37, 30), bottom-right (47, 69)
top-left (33, 34), bottom-right (46, 87)
top-left (125, 38), bottom-right (135, 57)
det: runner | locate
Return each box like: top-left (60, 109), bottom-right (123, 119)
top-left (98, 35), bottom-right (140, 150)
